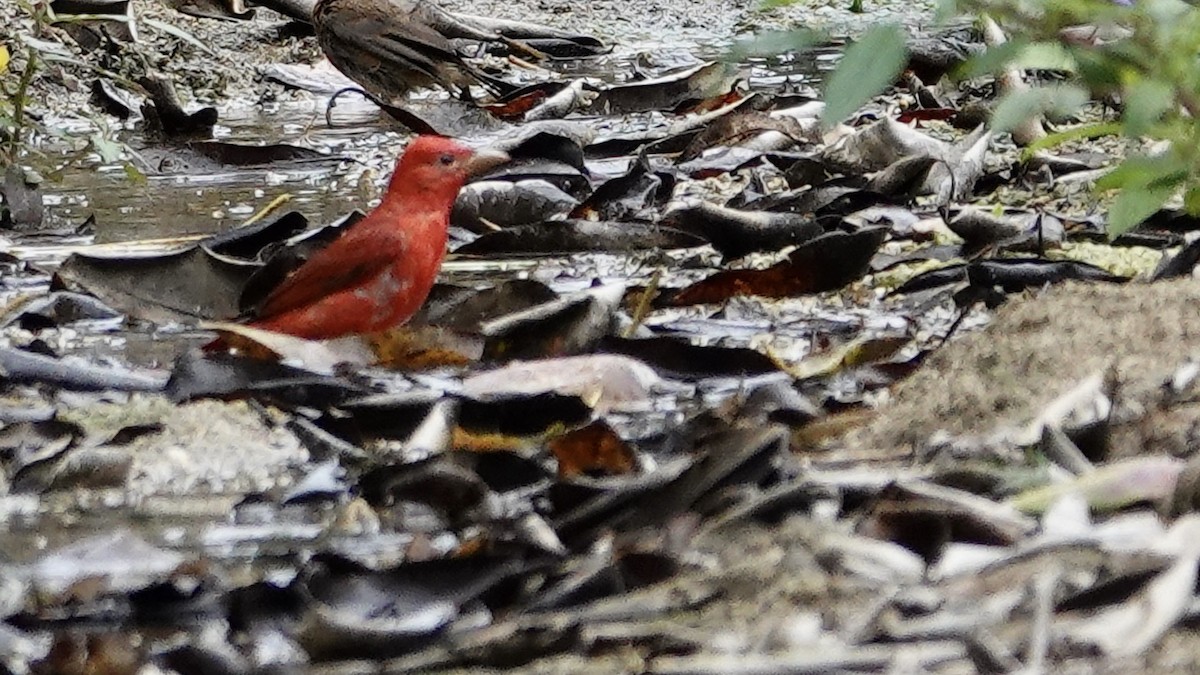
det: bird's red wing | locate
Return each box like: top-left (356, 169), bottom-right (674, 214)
top-left (254, 230), bottom-right (399, 320)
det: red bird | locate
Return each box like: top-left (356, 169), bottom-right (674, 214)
top-left (241, 136), bottom-right (507, 340)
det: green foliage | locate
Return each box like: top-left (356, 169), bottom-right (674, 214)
top-left (820, 23), bottom-right (908, 126)
top-left (761, 0), bottom-right (1200, 238)
top-left (955, 0), bottom-right (1200, 237)
top-left (989, 83), bottom-right (1088, 133)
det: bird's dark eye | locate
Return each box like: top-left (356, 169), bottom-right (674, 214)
top-left (439, 153), bottom-right (455, 166)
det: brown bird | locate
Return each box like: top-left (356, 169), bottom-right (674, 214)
top-left (311, 0), bottom-right (529, 103)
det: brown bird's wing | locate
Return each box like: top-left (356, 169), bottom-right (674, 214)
top-left (254, 229), bottom-right (398, 319)
top-left (319, 11), bottom-right (468, 83)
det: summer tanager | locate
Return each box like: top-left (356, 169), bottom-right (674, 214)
top-left (240, 135), bottom-right (508, 341)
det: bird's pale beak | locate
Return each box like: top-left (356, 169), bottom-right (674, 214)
top-left (464, 148), bottom-right (510, 177)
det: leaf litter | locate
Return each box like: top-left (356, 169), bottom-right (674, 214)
top-left (8, 0), bottom-right (1200, 672)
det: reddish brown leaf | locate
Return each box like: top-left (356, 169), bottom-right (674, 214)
top-left (667, 228), bottom-right (888, 306)
top-left (548, 420), bottom-right (638, 478)
top-left (483, 90), bottom-right (550, 120)
top-left (896, 108), bottom-right (958, 125)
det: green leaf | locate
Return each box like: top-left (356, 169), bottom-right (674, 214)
top-left (123, 162), bottom-right (146, 185)
top-left (89, 132), bottom-right (123, 164)
top-left (955, 41), bottom-right (1027, 79)
top-left (1095, 153), bottom-right (1186, 191)
top-left (990, 84), bottom-right (1088, 134)
top-left (820, 23), bottom-right (908, 126)
top-left (1011, 42), bottom-right (1077, 72)
top-left (1183, 185), bottom-right (1200, 215)
top-left (1019, 121), bottom-right (1121, 161)
top-left (725, 29), bottom-right (824, 61)
top-left (1122, 78), bottom-right (1175, 136)
top-left (932, 0), bottom-right (959, 23)
top-left (1107, 183), bottom-right (1175, 238)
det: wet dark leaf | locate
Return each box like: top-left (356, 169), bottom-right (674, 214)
top-left (866, 155), bottom-right (940, 199)
top-left (1151, 236), bottom-right (1200, 280)
top-left (660, 202), bottom-right (823, 259)
top-left (481, 284), bottom-right (624, 360)
top-left (593, 62), bottom-right (738, 115)
top-left (164, 349), bottom-right (369, 405)
top-left (598, 336), bottom-right (779, 379)
top-left (1, 167), bottom-right (44, 231)
top-left (667, 227), bottom-right (888, 306)
top-left (968, 259), bottom-right (1128, 292)
top-left (451, 179), bottom-right (579, 232)
top-left (869, 243), bottom-right (961, 272)
top-left (139, 75), bottom-right (219, 138)
top-left (56, 243), bottom-right (259, 324)
top-left (359, 456), bottom-right (490, 521)
top-left (91, 79), bottom-right (138, 119)
top-left (455, 220), bottom-right (704, 256)
top-left (237, 211), bottom-right (365, 314)
top-left (203, 210), bottom-right (310, 261)
top-left (892, 259), bottom-right (1129, 295)
top-left (160, 0), bottom-right (253, 20)
top-left (470, 156), bottom-right (592, 199)
top-left (413, 279), bottom-right (559, 332)
top-left (569, 155), bottom-right (666, 221)
top-left (333, 390), bottom-right (441, 440)
top-left (857, 481), bottom-right (1037, 562)
top-left (457, 392), bottom-right (596, 441)
top-left (551, 465), bottom-right (689, 544)
top-left (496, 130), bottom-right (590, 176)
top-left (144, 141), bottom-right (343, 174)
top-left (296, 555), bottom-right (530, 660)
top-left (0, 292), bottom-right (122, 330)
top-left (947, 208), bottom-right (1065, 257)
top-left (0, 346), bottom-right (166, 392)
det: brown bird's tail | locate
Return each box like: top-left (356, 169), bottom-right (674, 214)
top-left (468, 67), bottom-right (520, 99)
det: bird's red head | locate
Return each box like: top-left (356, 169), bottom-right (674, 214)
top-left (385, 135), bottom-right (509, 205)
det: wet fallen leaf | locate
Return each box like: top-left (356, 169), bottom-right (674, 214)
top-left (549, 420), bottom-right (639, 478)
top-left (456, 219), bottom-right (704, 256)
top-left (599, 335), bottom-right (779, 379)
top-left (593, 61), bottom-right (739, 115)
top-left (660, 201), bottom-right (823, 259)
top-left (0, 346), bottom-right (166, 392)
top-left (788, 335), bottom-right (911, 379)
top-left (55, 243), bottom-right (258, 324)
top-left (569, 155), bottom-right (667, 221)
top-left (1008, 456), bottom-right (1186, 514)
top-left (481, 283), bottom-right (624, 360)
top-left (462, 353), bottom-right (661, 412)
top-left (1, 167), bottom-right (45, 231)
top-left (165, 349), bottom-right (368, 405)
top-left (667, 227), bottom-right (888, 306)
